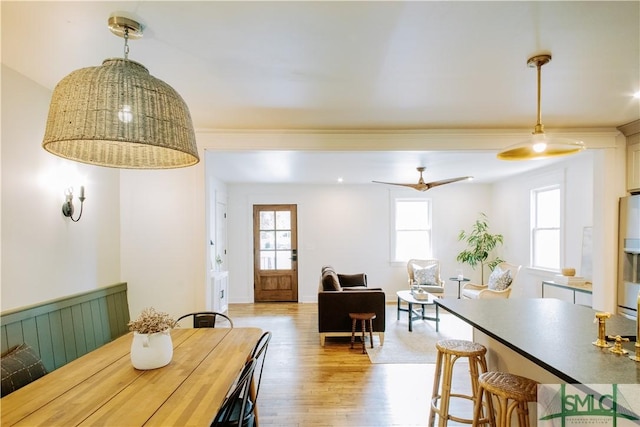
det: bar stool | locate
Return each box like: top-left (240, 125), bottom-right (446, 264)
top-left (473, 371), bottom-right (539, 427)
top-left (429, 339), bottom-right (493, 427)
top-left (349, 312), bottom-right (376, 354)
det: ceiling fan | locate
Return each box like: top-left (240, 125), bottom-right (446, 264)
top-left (372, 167), bottom-right (472, 192)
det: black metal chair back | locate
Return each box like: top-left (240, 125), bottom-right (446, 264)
top-left (249, 331), bottom-right (272, 406)
top-left (211, 357), bottom-right (257, 427)
top-left (177, 311), bottom-right (234, 328)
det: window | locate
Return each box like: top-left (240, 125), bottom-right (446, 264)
top-left (531, 186), bottom-right (561, 270)
top-left (393, 198), bottom-right (432, 261)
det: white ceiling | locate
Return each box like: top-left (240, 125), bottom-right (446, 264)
top-left (2, 1), bottom-right (639, 185)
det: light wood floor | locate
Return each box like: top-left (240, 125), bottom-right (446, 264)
top-left (229, 302), bottom-right (474, 427)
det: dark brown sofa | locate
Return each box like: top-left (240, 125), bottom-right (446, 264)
top-left (317, 266), bottom-right (386, 346)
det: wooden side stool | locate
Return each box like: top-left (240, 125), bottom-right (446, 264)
top-left (473, 371), bottom-right (539, 427)
top-left (349, 312), bottom-right (376, 354)
top-left (429, 339), bottom-right (493, 427)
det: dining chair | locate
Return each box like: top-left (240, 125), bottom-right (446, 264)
top-left (211, 357), bottom-right (257, 427)
top-left (247, 331), bottom-right (272, 426)
top-left (177, 311), bottom-right (234, 328)
top-left (212, 331), bottom-right (273, 427)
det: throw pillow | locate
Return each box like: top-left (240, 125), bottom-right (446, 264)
top-left (321, 271), bottom-right (341, 291)
top-left (487, 267), bottom-right (512, 291)
top-left (412, 264), bottom-right (437, 286)
top-left (1, 343), bottom-right (47, 397)
top-left (487, 266), bottom-right (503, 289)
top-left (337, 273), bottom-right (367, 288)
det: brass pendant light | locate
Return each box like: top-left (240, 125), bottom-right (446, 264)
top-left (42, 16), bottom-right (199, 169)
top-left (497, 54), bottom-right (585, 161)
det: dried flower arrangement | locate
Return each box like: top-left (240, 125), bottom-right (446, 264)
top-left (128, 307), bottom-right (177, 334)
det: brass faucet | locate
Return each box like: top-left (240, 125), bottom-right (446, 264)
top-left (593, 312), bottom-right (612, 348)
top-left (608, 335), bottom-right (630, 355)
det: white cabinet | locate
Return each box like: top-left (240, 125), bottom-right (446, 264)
top-left (208, 271), bottom-right (229, 314)
top-left (541, 281), bottom-right (592, 307)
top-left (628, 140), bottom-right (640, 193)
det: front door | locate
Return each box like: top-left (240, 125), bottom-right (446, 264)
top-left (253, 204), bottom-right (298, 302)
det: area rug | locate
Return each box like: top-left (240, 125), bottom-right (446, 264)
top-left (366, 304), bottom-right (472, 364)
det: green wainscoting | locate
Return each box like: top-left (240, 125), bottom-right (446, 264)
top-left (1, 283), bottom-right (130, 372)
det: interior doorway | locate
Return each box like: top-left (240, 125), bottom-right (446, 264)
top-left (253, 204), bottom-right (298, 302)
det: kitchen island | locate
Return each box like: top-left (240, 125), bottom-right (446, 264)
top-left (436, 298), bottom-right (639, 384)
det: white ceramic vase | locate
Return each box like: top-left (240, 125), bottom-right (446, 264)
top-left (130, 330), bottom-right (173, 370)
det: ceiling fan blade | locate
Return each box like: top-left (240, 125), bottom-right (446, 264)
top-left (371, 180), bottom-right (424, 189)
top-left (372, 181), bottom-right (439, 192)
top-left (373, 168), bottom-right (472, 192)
top-left (425, 176), bottom-right (473, 189)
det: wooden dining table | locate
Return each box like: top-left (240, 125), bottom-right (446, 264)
top-left (1, 327), bottom-right (263, 426)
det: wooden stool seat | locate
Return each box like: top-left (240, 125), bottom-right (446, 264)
top-left (429, 340), bottom-right (493, 427)
top-left (474, 371), bottom-right (539, 427)
top-left (436, 339), bottom-right (487, 357)
top-left (349, 312), bottom-right (376, 354)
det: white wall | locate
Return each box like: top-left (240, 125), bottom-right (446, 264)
top-left (1, 65), bottom-right (121, 310)
top-left (119, 165), bottom-right (206, 320)
top-left (492, 147), bottom-right (627, 312)
top-left (226, 181), bottom-right (492, 303)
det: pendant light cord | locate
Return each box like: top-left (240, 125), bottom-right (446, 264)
top-left (534, 62), bottom-right (543, 133)
top-left (123, 27), bottom-right (130, 60)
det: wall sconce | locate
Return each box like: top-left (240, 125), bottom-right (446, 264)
top-left (62, 186), bottom-right (86, 222)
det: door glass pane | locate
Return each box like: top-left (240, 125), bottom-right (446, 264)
top-left (260, 211), bottom-right (275, 230)
top-left (260, 251), bottom-right (275, 270)
top-left (276, 231), bottom-right (291, 249)
top-left (276, 211), bottom-right (291, 229)
top-left (260, 231), bottom-right (275, 249)
top-left (276, 250), bottom-right (292, 270)
top-left (256, 207), bottom-right (295, 271)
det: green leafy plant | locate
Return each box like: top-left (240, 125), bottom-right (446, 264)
top-left (456, 212), bottom-right (504, 284)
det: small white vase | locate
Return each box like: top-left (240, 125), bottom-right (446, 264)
top-left (130, 330), bottom-right (173, 370)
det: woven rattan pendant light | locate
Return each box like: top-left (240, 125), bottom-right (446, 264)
top-left (42, 16), bottom-right (199, 169)
top-left (497, 54), bottom-right (585, 161)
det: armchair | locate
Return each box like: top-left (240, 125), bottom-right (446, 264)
top-left (407, 259), bottom-right (445, 296)
top-left (461, 262), bottom-right (521, 299)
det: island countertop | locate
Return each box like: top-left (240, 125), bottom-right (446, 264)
top-left (436, 298), bottom-right (639, 384)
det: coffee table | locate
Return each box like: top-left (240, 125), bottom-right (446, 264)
top-left (396, 289), bottom-right (440, 332)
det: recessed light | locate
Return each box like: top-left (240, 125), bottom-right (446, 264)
top-left (634, 91), bottom-right (640, 99)
top-left (337, 177), bottom-right (343, 183)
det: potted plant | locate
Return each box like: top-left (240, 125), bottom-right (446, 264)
top-left (456, 212), bottom-right (504, 284)
top-left (128, 307), bottom-right (177, 370)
